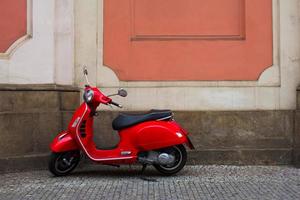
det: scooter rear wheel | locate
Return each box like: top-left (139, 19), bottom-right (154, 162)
top-left (153, 145), bottom-right (187, 176)
top-left (48, 150), bottom-right (80, 176)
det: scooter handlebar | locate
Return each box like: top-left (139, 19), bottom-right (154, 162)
top-left (110, 101), bottom-right (123, 108)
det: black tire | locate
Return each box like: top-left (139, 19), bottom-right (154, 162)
top-left (154, 145), bottom-right (187, 176)
top-left (48, 150), bottom-right (80, 176)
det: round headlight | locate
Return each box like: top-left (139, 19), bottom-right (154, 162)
top-left (83, 90), bottom-right (94, 103)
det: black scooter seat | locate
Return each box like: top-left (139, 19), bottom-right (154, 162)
top-left (112, 110), bottom-right (173, 130)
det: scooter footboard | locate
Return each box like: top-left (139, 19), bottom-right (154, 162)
top-left (50, 131), bottom-right (79, 153)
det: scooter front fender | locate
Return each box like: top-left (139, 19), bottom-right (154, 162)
top-left (50, 131), bottom-right (79, 153)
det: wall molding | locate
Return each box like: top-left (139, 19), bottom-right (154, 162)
top-left (98, 0), bottom-right (280, 88)
top-left (131, 0), bottom-right (246, 41)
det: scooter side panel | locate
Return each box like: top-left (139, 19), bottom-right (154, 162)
top-left (129, 121), bottom-right (188, 151)
top-left (70, 103), bottom-right (138, 164)
top-left (50, 131), bottom-right (79, 153)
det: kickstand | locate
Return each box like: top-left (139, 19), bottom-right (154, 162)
top-left (141, 164), bottom-right (147, 174)
top-left (139, 164), bottom-right (158, 182)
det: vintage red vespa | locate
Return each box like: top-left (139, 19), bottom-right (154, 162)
top-left (49, 68), bottom-right (194, 176)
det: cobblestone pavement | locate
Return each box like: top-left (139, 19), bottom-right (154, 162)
top-left (0, 165), bottom-right (299, 200)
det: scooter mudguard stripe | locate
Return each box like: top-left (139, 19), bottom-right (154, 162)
top-left (50, 131), bottom-right (79, 153)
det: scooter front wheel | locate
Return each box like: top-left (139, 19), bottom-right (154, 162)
top-left (153, 145), bottom-right (187, 176)
top-left (48, 150), bottom-right (80, 176)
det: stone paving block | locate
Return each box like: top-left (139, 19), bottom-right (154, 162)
top-left (0, 165), bottom-right (299, 200)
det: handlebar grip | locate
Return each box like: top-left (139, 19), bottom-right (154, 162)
top-left (110, 101), bottom-right (122, 108)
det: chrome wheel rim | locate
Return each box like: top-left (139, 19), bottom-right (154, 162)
top-left (54, 152), bottom-right (79, 174)
top-left (158, 146), bottom-right (183, 171)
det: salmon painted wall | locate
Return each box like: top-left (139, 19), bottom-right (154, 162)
top-left (104, 0), bottom-right (273, 81)
top-left (76, 0), bottom-right (300, 110)
top-left (0, 0), bottom-right (27, 53)
top-left (0, 0), bottom-right (74, 85)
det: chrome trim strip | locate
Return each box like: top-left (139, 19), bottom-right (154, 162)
top-left (75, 104), bottom-right (133, 162)
top-left (156, 115), bottom-right (173, 121)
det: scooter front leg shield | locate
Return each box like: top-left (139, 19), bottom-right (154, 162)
top-left (50, 131), bottom-right (79, 153)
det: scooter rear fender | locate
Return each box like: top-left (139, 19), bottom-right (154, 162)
top-left (171, 121), bottom-right (195, 150)
top-left (50, 131), bottom-right (79, 153)
top-left (126, 120), bottom-right (194, 151)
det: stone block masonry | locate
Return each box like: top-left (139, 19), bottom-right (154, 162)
top-left (0, 84), bottom-right (80, 171)
top-left (0, 85), bottom-right (300, 171)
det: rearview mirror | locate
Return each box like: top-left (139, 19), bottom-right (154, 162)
top-left (118, 88), bottom-right (127, 97)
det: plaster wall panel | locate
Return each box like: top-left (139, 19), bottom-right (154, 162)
top-left (0, 0), bottom-right (27, 54)
top-left (0, 0), bottom-right (74, 85)
top-left (54, 0), bottom-right (74, 85)
top-left (74, 0), bottom-right (300, 111)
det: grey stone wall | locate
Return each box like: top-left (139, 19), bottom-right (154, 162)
top-left (91, 111), bottom-right (295, 165)
top-left (0, 85), bottom-right (299, 171)
top-left (293, 87), bottom-right (300, 166)
top-left (0, 85), bottom-right (80, 171)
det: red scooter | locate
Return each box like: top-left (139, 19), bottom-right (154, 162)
top-left (49, 68), bottom-right (194, 176)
